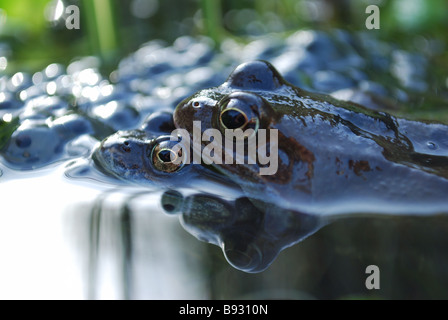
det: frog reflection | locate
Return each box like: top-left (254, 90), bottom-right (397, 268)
top-left (160, 189), bottom-right (324, 273)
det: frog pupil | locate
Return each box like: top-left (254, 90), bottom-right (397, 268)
top-left (158, 149), bottom-right (174, 163)
top-left (221, 109), bottom-right (247, 129)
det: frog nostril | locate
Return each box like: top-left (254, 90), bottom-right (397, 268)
top-left (121, 141), bottom-right (131, 153)
top-left (427, 141), bottom-right (438, 150)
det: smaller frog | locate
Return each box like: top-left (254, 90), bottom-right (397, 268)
top-left (92, 111), bottom-right (240, 191)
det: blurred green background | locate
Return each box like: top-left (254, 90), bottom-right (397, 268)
top-left (0, 0), bottom-right (447, 75)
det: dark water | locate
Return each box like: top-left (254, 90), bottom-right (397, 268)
top-left (1, 29), bottom-right (448, 299)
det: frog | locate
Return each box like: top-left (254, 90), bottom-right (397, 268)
top-left (93, 60), bottom-right (448, 272)
top-left (91, 110), bottom-right (241, 191)
top-left (172, 60), bottom-right (448, 217)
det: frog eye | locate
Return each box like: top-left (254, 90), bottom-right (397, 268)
top-left (151, 138), bottom-right (185, 173)
top-left (218, 94), bottom-right (260, 133)
top-left (220, 108), bottom-right (249, 130)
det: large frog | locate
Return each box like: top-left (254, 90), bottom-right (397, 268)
top-left (172, 60), bottom-right (448, 216)
top-left (93, 60), bottom-right (448, 272)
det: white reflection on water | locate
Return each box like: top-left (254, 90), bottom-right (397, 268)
top-left (0, 163), bottom-right (90, 299)
top-left (0, 162), bottom-right (207, 299)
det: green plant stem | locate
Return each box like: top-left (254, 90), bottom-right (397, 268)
top-left (81, 0), bottom-right (119, 65)
top-left (200, 0), bottom-right (223, 45)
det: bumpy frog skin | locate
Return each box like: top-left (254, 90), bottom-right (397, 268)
top-left (95, 61), bottom-right (448, 272)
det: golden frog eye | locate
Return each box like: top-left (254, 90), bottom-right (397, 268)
top-left (218, 95), bottom-right (259, 134)
top-left (151, 139), bottom-right (185, 173)
top-left (220, 107), bottom-right (249, 130)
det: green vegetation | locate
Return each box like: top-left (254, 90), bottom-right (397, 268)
top-left (0, 0), bottom-right (447, 73)
top-left (0, 116), bottom-right (19, 150)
